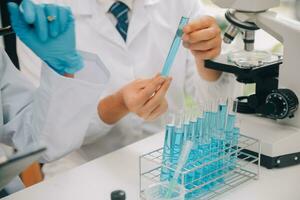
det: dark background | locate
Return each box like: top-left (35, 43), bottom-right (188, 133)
top-left (0, 0), bottom-right (22, 69)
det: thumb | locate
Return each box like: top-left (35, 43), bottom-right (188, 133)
top-left (7, 2), bottom-right (28, 33)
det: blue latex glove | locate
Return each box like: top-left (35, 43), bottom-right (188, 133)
top-left (8, 0), bottom-right (83, 75)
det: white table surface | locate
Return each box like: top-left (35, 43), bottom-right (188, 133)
top-left (4, 132), bottom-right (300, 200)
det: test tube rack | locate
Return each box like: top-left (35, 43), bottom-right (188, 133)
top-left (139, 134), bottom-right (261, 200)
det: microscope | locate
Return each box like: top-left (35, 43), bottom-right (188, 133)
top-left (205, 0), bottom-right (300, 169)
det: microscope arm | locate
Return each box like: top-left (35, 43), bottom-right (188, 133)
top-left (241, 11), bottom-right (300, 125)
top-left (235, 10), bottom-right (300, 43)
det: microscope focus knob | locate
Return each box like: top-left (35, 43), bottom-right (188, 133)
top-left (265, 89), bottom-right (299, 119)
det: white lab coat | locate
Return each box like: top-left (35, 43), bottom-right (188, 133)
top-left (18, 0), bottom-right (238, 165)
top-left (0, 47), bottom-right (110, 162)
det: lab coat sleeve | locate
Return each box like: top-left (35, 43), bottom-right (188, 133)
top-left (184, 53), bottom-right (238, 104)
top-left (34, 53), bottom-right (109, 162)
top-left (0, 48), bottom-right (37, 150)
top-left (183, 0), bottom-right (239, 103)
top-left (0, 48), bottom-right (108, 162)
top-left (83, 112), bottom-right (113, 145)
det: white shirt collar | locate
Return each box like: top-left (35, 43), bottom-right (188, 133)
top-left (97, 0), bottom-right (134, 12)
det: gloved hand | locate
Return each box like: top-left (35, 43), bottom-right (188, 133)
top-left (8, 0), bottom-right (83, 75)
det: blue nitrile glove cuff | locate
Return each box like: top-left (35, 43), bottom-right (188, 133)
top-left (44, 52), bottom-right (84, 75)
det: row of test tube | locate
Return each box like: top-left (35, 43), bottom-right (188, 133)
top-left (160, 99), bottom-right (240, 199)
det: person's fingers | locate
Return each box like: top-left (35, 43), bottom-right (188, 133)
top-left (138, 76), bottom-right (167, 103)
top-left (143, 78), bottom-right (172, 111)
top-left (137, 74), bottom-right (161, 89)
top-left (45, 4), bottom-right (59, 37)
top-left (7, 2), bottom-right (30, 35)
top-left (57, 6), bottom-right (71, 33)
top-left (147, 100), bottom-right (168, 121)
top-left (34, 4), bottom-right (48, 42)
top-left (151, 77), bottom-right (172, 100)
top-left (182, 26), bottom-right (220, 44)
top-left (20, 0), bottom-right (36, 24)
top-left (192, 47), bottom-right (221, 60)
top-left (8, 3), bottom-right (22, 28)
top-left (183, 16), bottom-right (216, 34)
top-left (183, 35), bottom-right (221, 51)
top-left (135, 78), bottom-right (154, 89)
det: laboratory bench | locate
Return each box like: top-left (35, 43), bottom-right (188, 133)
top-left (3, 132), bottom-right (300, 200)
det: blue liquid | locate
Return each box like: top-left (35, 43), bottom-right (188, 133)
top-left (169, 126), bottom-right (185, 182)
top-left (225, 114), bottom-right (236, 171)
top-left (200, 143), bottom-right (212, 190)
top-left (161, 17), bottom-right (189, 77)
top-left (230, 127), bottom-right (240, 170)
top-left (160, 104), bottom-right (240, 198)
top-left (185, 122), bottom-right (198, 192)
top-left (215, 105), bottom-right (228, 184)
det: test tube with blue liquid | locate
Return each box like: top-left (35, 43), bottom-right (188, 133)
top-left (214, 99), bottom-right (230, 183)
top-left (198, 103), bottom-right (214, 189)
top-left (217, 99), bottom-right (228, 130)
top-left (231, 120), bottom-right (241, 170)
top-left (184, 110), bottom-right (198, 193)
top-left (224, 100), bottom-right (238, 171)
top-left (161, 113), bottom-right (176, 181)
top-left (192, 107), bottom-right (206, 196)
top-left (160, 101), bottom-right (241, 198)
top-left (209, 102), bottom-right (224, 187)
top-left (161, 17), bottom-right (189, 77)
top-left (169, 112), bottom-right (186, 183)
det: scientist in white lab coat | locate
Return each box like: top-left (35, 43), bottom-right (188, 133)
top-left (18, 0), bottom-right (237, 172)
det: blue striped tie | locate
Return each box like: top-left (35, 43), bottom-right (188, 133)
top-left (109, 1), bottom-right (130, 41)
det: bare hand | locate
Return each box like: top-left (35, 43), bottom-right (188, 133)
top-left (182, 16), bottom-right (222, 60)
top-left (120, 75), bottom-right (172, 121)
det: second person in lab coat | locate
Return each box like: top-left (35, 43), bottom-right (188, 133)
top-left (18, 0), bottom-right (237, 173)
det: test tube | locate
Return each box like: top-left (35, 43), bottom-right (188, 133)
top-left (161, 113), bottom-right (176, 181)
top-left (195, 106), bottom-right (204, 146)
top-left (170, 111), bottom-right (185, 183)
top-left (200, 102), bottom-right (215, 190)
top-left (209, 102), bottom-right (223, 186)
top-left (183, 111), bottom-right (192, 141)
top-left (185, 109), bottom-right (198, 191)
top-left (215, 99), bottom-right (229, 183)
top-left (217, 99), bottom-right (229, 131)
top-left (224, 99), bottom-right (238, 172)
top-left (193, 106), bottom-right (205, 195)
top-left (161, 17), bottom-right (190, 77)
top-left (231, 119), bottom-right (241, 170)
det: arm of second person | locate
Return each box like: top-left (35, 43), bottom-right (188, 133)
top-left (8, 0), bottom-right (83, 76)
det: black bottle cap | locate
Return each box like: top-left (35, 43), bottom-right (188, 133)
top-left (111, 190), bottom-right (126, 200)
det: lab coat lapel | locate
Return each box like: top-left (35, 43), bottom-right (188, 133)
top-left (126, 0), bottom-right (153, 46)
top-left (89, 1), bottom-right (127, 49)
